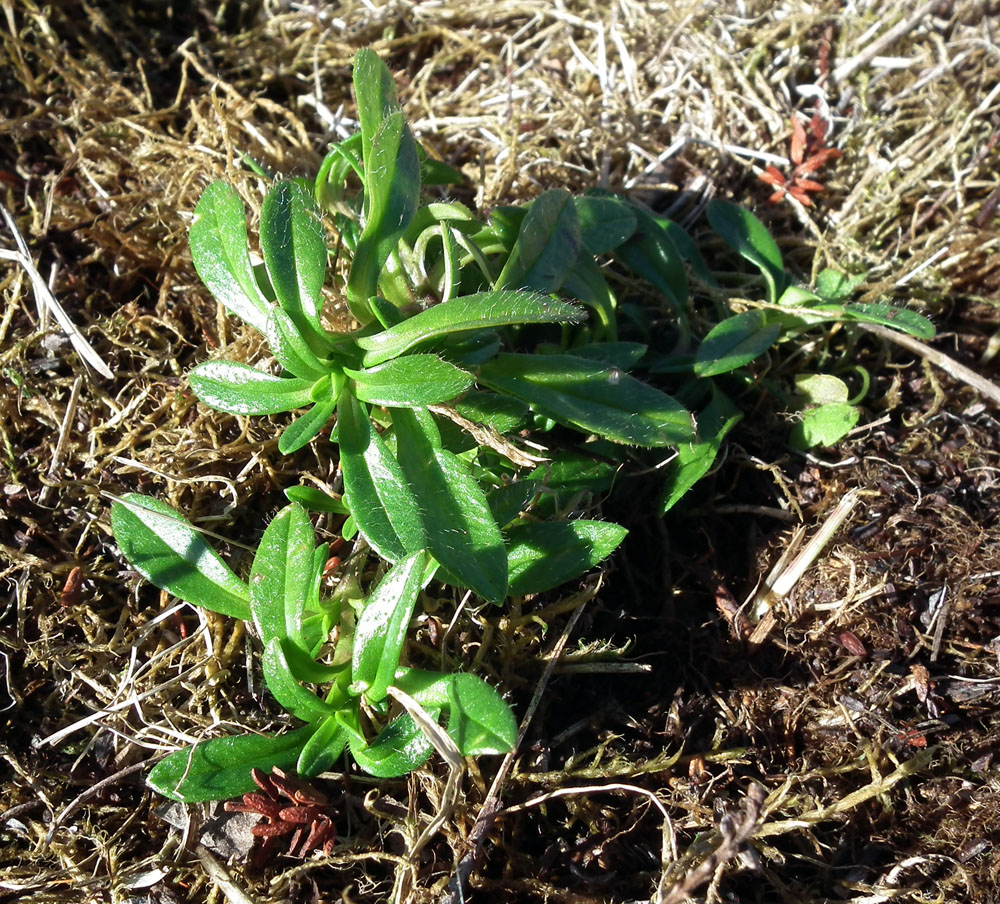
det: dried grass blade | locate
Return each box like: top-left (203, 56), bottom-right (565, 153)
top-left (0, 202), bottom-right (114, 379)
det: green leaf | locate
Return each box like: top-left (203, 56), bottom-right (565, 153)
top-left (148, 724), bottom-right (317, 802)
top-left (505, 520), bottom-right (628, 596)
top-left (438, 221), bottom-right (462, 303)
top-left (189, 181), bottom-right (272, 334)
top-left (348, 111), bottom-right (420, 321)
top-left (278, 389), bottom-right (338, 454)
top-left (486, 479), bottom-right (540, 528)
top-left (446, 673), bottom-right (517, 755)
top-left (391, 408), bottom-right (508, 602)
top-left (337, 391), bottom-right (426, 562)
top-left (454, 391), bottom-right (531, 434)
top-left (280, 638), bottom-right (342, 684)
top-left (530, 452), bottom-right (619, 505)
top-left (777, 285), bottom-right (823, 307)
top-left (660, 389), bottom-right (742, 513)
top-left (353, 48), bottom-right (403, 177)
top-left (419, 154), bottom-right (464, 187)
top-left (614, 207), bottom-right (688, 313)
top-left (189, 361), bottom-right (316, 415)
top-left (559, 254), bottom-right (618, 339)
top-left (654, 216), bottom-right (718, 287)
top-left (350, 711), bottom-right (434, 778)
top-left (391, 668), bottom-right (513, 755)
top-left (706, 199), bottom-right (787, 303)
top-left (844, 303), bottom-right (935, 340)
top-left (249, 503), bottom-right (315, 645)
top-left (266, 308), bottom-right (331, 381)
top-left (815, 269), bottom-right (865, 303)
top-left (284, 486), bottom-right (349, 515)
top-left (789, 402), bottom-right (860, 449)
top-left (478, 353), bottom-right (695, 446)
top-left (570, 342), bottom-right (647, 370)
top-left (794, 373), bottom-right (850, 405)
top-left (357, 291), bottom-right (584, 367)
top-left (262, 637), bottom-right (339, 721)
top-left (111, 494), bottom-right (250, 620)
top-left (347, 355), bottom-right (473, 407)
top-left (297, 715), bottom-right (349, 777)
top-left (694, 310), bottom-right (781, 376)
top-left (260, 181), bottom-right (327, 340)
top-left (352, 550), bottom-right (430, 704)
top-left (496, 189), bottom-right (581, 292)
top-left (574, 195), bottom-right (637, 254)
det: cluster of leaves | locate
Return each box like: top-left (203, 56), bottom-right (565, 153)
top-left (109, 49), bottom-right (936, 803)
top-left (758, 113), bottom-right (843, 207)
top-left (112, 497), bottom-right (515, 801)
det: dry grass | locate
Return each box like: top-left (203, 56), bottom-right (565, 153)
top-left (2, 1), bottom-right (1000, 902)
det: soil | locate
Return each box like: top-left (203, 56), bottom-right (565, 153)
top-left (2, 2), bottom-right (1000, 902)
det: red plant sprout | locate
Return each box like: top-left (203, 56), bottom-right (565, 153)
top-left (759, 113), bottom-right (842, 207)
top-left (224, 767), bottom-right (336, 867)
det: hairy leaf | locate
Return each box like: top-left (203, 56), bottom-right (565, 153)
top-left (111, 494), bottom-right (250, 620)
top-left (357, 292), bottom-right (584, 366)
top-left (496, 189), bottom-right (581, 292)
top-left (479, 353), bottom-right (694, 446)
top-left (391, 408), bottom-right (508, 602)
top-left (189, 181), bottom-right (272, 333)
top-left (260, 181), bottom-right (327, 340)
top-left (347, 355), bottom-right (473, 407)
top-left (694, 310), bottom-right (781, 376)
top-left (505, 520), bottom-right (628, 596)
top-left (337, 391), bottom-right (426, 562)
top-left (707, 200), bottom-right (787, 303)
top-left (249, 503), bottom-right (315, 645)
top-left (147, 725), bottom-right (317, 802)
top-left (189, 361), bottom-right (315, 415)
top-left (262, 637), bottom-right (339, 721)
top-left (352, 550), bottom-right (430, 704)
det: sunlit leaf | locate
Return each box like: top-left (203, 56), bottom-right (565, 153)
top-left (111, 494), bottom-right (250, 620)
top-left (357, 291), bottom-right (584, 367)
top-left (446, 673), bottom-right (517, 755)
top-left (189, 181), bottom-right (272, 333)
top-left (844, 303), bottom-right (935, 340)
top-left (262, 637), bottom-right (339, 722)
top-left (189, 361), bottom-right (315, 415)
top-left (789, 402), bottom-right (860, 449)
top-left (249, 503), bottom-right (315, 645)
top-left (348, 355), bottom-right (473, 407)
top-left (479, 353), bottom-right (694, 446)
top-left (352, 550), bottom-right (430, 704)
top-left (391, 408), bottom-right (507, 602)
top-left (350, 711), bottom-right (434, 778)
top-left (337, 391), bottom-right (426, 562)
top-left (147, 725), bottom-right (317, 802)
top-left (260, 180), bottom-right (328, 340)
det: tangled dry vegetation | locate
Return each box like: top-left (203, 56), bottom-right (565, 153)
top-left (2, 1), bottom-right (1000, 902)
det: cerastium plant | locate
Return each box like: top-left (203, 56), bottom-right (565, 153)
top-left (110, 49), bottom-right (935, 803)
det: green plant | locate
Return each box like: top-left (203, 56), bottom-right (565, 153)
top-left (112, 496), bottom-right (517, 801)
top-left (109, 48), bottom-right (937, 803)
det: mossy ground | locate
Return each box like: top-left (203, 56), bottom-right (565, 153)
top-left (2, 2), bottom-right (1000, 901)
